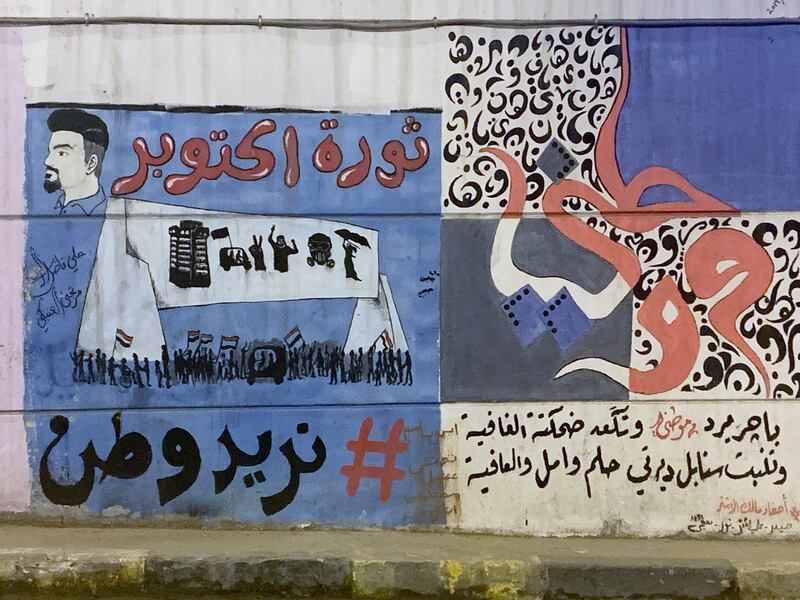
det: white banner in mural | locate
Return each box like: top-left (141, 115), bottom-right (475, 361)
top-left (77, 197), bottom-right (403, 358)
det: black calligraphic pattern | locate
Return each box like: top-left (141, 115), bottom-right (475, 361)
top-left (40, 415), bottom-right (326, 515)
top-left (729, 219), bottom-right (800, 399)
top-left (573, 204), bottom-right (797, 399)
top-left (442, 27), bottom-right (622, 213)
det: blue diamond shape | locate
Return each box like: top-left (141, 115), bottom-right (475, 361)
top-left (498, 285), bottom-right (547, 346)
top-left (536, 287), bottom-right (592, 351)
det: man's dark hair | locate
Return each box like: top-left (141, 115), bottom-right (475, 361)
top-left (47, 108), bottom-right (109, 176)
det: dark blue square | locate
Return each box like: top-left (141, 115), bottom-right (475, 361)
top-left (537, 137), bottom-right (578, 182)
top-left (536, 287), bottom-right (592, 351)
top-left (498, 285), bottom-right (547, 346)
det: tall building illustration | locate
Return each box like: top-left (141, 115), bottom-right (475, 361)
top-left (169, 220), bottom-right (211, 288)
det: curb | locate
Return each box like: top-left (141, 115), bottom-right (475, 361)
top-left (0, 549), bottom-right (789, 598)
top-left (541, 557), bottom-right (736, 599)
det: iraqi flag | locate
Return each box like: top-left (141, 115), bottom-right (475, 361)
top-left (115, 328), bottom-right (134, 349)
top-left (187, 330), bottom-right (200, 344)
top-left (283, 325), bottom-right (304, 349)
top-left (375, 329), bottom-right (394, 350)
top-left (199, 333), bottom-right (214, 345)
top-left (220, 335), bottom-right (239, 350)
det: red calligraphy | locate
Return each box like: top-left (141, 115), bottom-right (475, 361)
top-left (111, 134), bottom-right (175, 196)
top-left (283, 126), bottom-right (299, 188)
top-left (480, 30), bottom-right (776, 397)
top-left (684, 228), bottom-right (774, 396)
top-left (650, 406), bottom-right (700, 441)
top-left (114, 117), bottom-right (428, 196)
top-left (164, 119), bottom-right (276, 195)
top-left (375, 137), bottom-right (430, 189)
top-left (312, 134), bottom-right (343, 173)
top-left (337, 136), bottom-right (371, 188)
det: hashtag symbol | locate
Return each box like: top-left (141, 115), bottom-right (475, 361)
top-left (340, 417), bottom-right (409, 502)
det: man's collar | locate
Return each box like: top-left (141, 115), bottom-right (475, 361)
top-left (55, 185), bottom-right (107, 216)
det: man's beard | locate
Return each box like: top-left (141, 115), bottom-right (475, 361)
top-left (43, 169), bottom-right (61, 193)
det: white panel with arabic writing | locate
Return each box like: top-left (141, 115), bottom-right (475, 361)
top-left (440, 402), bottom-right (799, 537)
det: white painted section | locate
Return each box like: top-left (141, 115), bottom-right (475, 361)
top-left (20, 26), bottom-right (446, 111)
top-left (77, 198), bottom-right (165, 359)
top-left (345, 274), bottom-right (408, 352)
top-left (442, 401), bottom-right (800, 538)
top-left (555, 359), bottom-right (630, 387)
top-left (79, 197), bottom-right (379, 358)
top-left (10, 1), bottom-right (788, 111)
top-left (0, 28), bottom-right (32, 512)
top-left (2, 0), bottom-right (795, 20)
top-left (661, 300), bottom-right (678, 325)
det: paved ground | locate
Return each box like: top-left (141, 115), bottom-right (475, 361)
top-left (0, 524), bottom-right (799, 598)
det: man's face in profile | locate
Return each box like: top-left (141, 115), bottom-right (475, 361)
top-left (44, 130), bottom-right (88, 194)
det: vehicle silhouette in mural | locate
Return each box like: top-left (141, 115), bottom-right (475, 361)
top-left (245, 343), bottom-right (287, 385)
top-left (210, 226), bottom-right (252, 271)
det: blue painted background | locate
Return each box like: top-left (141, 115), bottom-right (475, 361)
top-left (29, 406), bottom-right (444, 526)
top-left (24, 108), bottom-right (443, 524)
top-left (618, 25), bottom-right (800, 210)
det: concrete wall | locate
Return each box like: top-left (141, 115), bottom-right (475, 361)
top-left (2, 0), bottom-right (800, 538)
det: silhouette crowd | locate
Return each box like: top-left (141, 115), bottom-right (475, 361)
top-left (70, 340), bottom-right (413, 388)
top-left (286, 343), bottom-right (413, 386)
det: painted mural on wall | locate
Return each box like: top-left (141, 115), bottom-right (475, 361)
top-left (441, 25), bottom-right (800, 401)
top-left (23, 106), bottom-right (445, 525)
top-left (15, 23), bottom-right (800, 536)
top-left (439, 23), bottom-right (800, 536)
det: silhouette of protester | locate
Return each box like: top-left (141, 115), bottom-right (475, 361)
top-left (108, 356), bottom-right (117, 386)
top-left (249, 235), bottom-right (267, 271)
top-left (70, 350), bottom-right (81, 382)
top-left (335, 229), bottom-right (371, 281)
top-left (404, 350), bottom-right (413, 385)
top-left (268, 225), bottom-right (299, 273)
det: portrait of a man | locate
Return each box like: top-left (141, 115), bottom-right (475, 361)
top-left (44, 108), bottom-right (109, 216)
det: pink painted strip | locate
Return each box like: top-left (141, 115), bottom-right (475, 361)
top-left (0, 27), bottom-right (32, 512)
